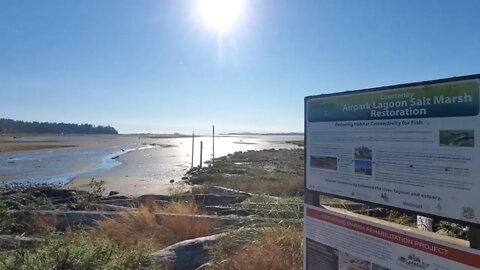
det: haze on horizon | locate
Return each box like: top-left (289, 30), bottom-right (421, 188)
top-left (1, 0), bottom-right (479, 134)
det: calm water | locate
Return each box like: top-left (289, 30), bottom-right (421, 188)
top-left (0, 135), bottom-right (302, 186)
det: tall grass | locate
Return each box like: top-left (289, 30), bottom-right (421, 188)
top-left (92, 201), bottom-right (213, 249)
top-left (208, 226), bottom-right (303, 270)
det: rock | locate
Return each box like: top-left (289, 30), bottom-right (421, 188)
top-left (108, 191), bottom-right (119, 196)
top-left (189, 177), bottom-right (206, 185)
top-left (152, 233), bottom-right (226, 270)
top-left (28, 187), bottom-right (77, 198)
top-left (101, 195), bottom-right (129, 200)
top-left (8, 210), bottom-right (122, 230)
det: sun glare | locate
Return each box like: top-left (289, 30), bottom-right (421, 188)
top-left (199, 0), bottom-right (242, 33)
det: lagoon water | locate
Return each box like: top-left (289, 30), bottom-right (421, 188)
top-left (0, 135), bottom-right (302, 188)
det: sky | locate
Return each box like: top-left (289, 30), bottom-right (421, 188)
top-left (1, 0), bottom-right (479, 134)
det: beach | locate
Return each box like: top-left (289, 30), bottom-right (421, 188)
top-left (1, 134), bottom-right (303, 195)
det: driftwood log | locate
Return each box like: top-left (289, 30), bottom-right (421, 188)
top-left (152, 233), bottom-right (226, 270)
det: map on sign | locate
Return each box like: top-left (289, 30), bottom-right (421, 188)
top-left (305, 76), bottom-right (480, 224)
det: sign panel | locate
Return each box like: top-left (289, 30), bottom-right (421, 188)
top-left (304, 205), bottom-right (480, 270)
top-left (305, 76), bottom-right (480, 224)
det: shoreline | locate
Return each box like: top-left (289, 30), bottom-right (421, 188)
top-left (1, 135), bottom-right (304, 196)
top-left (0, 145), bottom-right (156, 188)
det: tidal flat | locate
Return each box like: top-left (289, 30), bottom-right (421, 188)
top-left (0, 134), bottom-right (303, 196)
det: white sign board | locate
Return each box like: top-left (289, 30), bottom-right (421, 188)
top-left (304, 205), bottom-right (480, 270)
top-left (305, 77), bottom-right (480, 224)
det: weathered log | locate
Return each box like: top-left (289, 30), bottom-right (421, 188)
top-left (155, 212), bottom-right (302, 227)
top-left (193, 194), bottom-right (248, 206)
top-left (6, 209), bottom-right (302, 231)
top-left (139, 194), bottom-right (249, 206)
top-left (88, 203), bottom-right (133, 212)
top-left (152, 233), bottom-right (226, 270)
top-left (204, 186), bottom-right (252, 197)
top-left (8, 210), bottom-right (122, 229)
top-left (0, 235), bottom-right (42, 249)
top-left (138, 194), bottom-right (171, 201)
top-left (94, 199), bottom-right (169, 208)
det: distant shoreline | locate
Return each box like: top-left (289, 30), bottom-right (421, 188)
top-left (0, 144), bottom-right (77, 153)
top-left (222, 132), bottom-right (304, 136)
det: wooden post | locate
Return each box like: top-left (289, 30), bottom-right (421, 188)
top-left (212, 125), bottom-right (215, 166)
top-left (304, 189), bottom-right (320, 207)
top-left (199, 141), bottom-right (203, 168)
top-left (469, 227), bottom-right (480, 249)
top-left (191, 133), bottom-right (195, 168)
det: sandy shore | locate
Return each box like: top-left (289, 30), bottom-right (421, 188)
top-left (65, 175), bottom-right (189, 196)
top-left (2, 134), bottom-right (303, 196)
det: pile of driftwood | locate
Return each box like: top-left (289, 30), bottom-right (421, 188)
top-left (0, 185), bottom-right (380, 270)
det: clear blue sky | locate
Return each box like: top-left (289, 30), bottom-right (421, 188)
top-left (1, 0), bottom-right (479, 134)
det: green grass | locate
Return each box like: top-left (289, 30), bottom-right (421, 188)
top-left (190, 149), bottom-right (304, 197)
top-left (285, 140), bottom-right (304, 147)
top-left (0, 231), bottom-right (154, 270)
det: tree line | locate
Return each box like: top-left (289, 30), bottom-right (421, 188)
top-left (0, 118), bottom-right (118, 134)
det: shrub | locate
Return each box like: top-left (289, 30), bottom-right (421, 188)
top-left (0, 231), bottom-right (154, 270)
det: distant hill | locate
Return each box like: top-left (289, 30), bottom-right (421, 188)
top-left (0, 118), bottom-right (118, 135)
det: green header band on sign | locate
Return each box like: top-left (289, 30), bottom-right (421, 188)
top-left (308, 81), bottom-right (480, 122)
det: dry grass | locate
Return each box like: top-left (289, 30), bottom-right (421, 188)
top-left (209, 227), bottom-right (304, 270)
top-left (92, 202), bottom-right (214, 249)
top-left (248, 176), bottom-right (302, 196)
top-left (24, 215), bottom-right (58, 235)
top-left (190, 149), bottom-right (304, 197)
top-left (199, 175), bottom-right (303, 197)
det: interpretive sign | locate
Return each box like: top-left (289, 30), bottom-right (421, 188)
top-left (304, 205), bottom-right (480, 270)
top-left (305, 75), bottom-right (480, 224)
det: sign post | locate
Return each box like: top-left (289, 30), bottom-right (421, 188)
top-left (304, 74), bottom-right (480, 269)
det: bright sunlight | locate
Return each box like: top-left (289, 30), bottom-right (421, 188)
top-left (199, 0), bottom-right (242, 33)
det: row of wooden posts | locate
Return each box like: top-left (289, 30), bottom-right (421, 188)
top-left (191, 125), bottom-right (215, 169)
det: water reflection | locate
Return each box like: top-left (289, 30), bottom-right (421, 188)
top-left (0, 135), bottom-right (302, 186)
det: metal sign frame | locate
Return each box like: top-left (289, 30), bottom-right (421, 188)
top-left (304, 74), bottom-right (480, 227)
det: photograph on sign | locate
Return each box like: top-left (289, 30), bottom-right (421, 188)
top-left (305, 78), bottom-right (480, 224)
top-left (304, 205), bottom-right (480, 270)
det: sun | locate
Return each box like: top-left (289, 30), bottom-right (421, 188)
top-left (199, 0), bottom-right (242, 33)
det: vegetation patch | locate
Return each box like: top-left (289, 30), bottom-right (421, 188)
top-left (93, 202), bottom-right (214, 249)
top-left (188, 149), bottom-right (304, 196)
top-left (0, 231), bottom-right (154, 270)
top-left (208, 226), bottom-right (303, 270)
